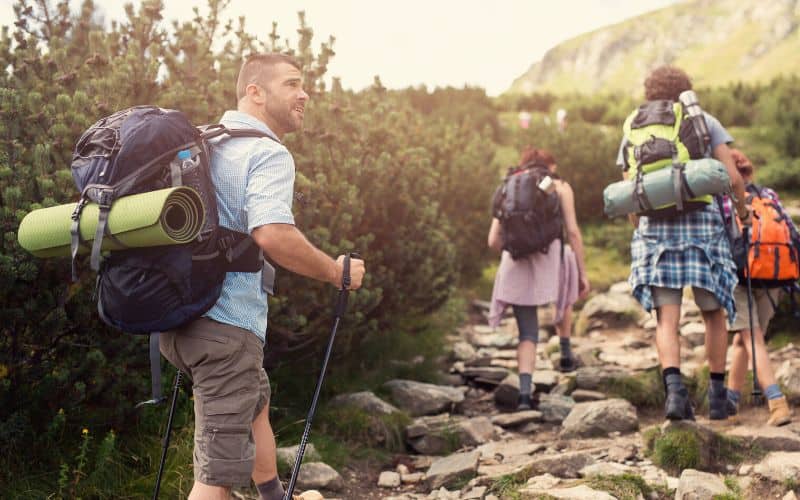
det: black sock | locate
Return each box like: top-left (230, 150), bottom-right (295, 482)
top-left (257, 476), bottom-right (285, 500)
top-left (559, 337), bottom-right (572, 359)
top-left (710, 372), bottom-right (726, 396)
top-left (662, 367), bottom-right (683, 393)
top-left (519, 373), bottom-right (532, 397)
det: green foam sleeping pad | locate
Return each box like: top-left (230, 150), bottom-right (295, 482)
top-left (18, 186), bottom-right (206, 258)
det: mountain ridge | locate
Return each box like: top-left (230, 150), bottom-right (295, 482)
top-left (508, 0), bottom-right (800, 95)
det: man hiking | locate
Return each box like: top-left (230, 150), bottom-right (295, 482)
top-left (159, 53), bottom-right (366, 500)
top-left (616, 65), bottom-right (749, 421)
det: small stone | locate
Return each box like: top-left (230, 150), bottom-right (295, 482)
top-left (378, 471), bottom-right (401, 488)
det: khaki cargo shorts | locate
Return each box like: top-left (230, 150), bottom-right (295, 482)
top-left (160, 317), bottom-right (270, 487)
top-left (728, 286), bottom-right (781, 333)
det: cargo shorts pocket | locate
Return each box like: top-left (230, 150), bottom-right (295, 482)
top-left (196, 392), bottom-right (257, 485)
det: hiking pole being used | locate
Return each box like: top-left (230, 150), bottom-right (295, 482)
top-left (153, 369), bottom-right (183, 500)
top-left (284, 253), bottom-right (360, 500)
top-left (742, 225), bottom-right (763, 405)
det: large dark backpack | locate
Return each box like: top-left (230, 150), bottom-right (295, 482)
top-left (71, 105), bottom-right (273, 334)
top-left (492, 163), bottom-right (563, 260)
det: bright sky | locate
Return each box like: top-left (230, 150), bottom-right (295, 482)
top-left (0, 0), bottom-right (679, 95)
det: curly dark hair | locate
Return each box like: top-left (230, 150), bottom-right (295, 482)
top-left (644, 65), bottom-right (692, 101)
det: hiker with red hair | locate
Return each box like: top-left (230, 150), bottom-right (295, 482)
top-left (723, 148), bottom-right (796, 426)
top-left (488, 146), bottom-right (590, 410)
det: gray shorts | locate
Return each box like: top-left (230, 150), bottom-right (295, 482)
top-left (160, 317), bottom-right (270, 487)
top-left (728, 286), bottom-right (781, 333)
top-left (651, 286), bottom-right (721, 311)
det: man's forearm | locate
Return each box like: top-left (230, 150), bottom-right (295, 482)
top-left (253, 224), bottom-right (337, 285)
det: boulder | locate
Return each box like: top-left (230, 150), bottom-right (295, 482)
top-left (384, 379), bottom-right (465, 416)
top-left (575, 292), bottom-right (647, 335)
top-left (296, 462), bottom-right (344, 491)
top-left (425, 451), bottom-right (481, 489)
top-left (776, 359), bottom-right (800, 402)
top-left (538, 394), bottom-right (576, 423)
top-left (753, 451), bottom-right (800, 483)
top-left (674, 469), bottom-right (727, 499)
top-left (561, 398), bottom-right (638, 438)
top-left (329, 391), bottom-right (401, 415)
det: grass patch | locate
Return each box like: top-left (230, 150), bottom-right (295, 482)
top-left (651, 428), bottom-right (702, 474)
top-left (603, 369), bottom-right (664, 408)
top-left (723, 476), bottom-right (742, 496)
top-left (586, 473), bottom-right (653, 500)
top-left (317, 406), bottom-right (410, 453)
top-left (487, 474), bottom-right (526, 500)
top-left (644, 423), bottom-right (753, 475)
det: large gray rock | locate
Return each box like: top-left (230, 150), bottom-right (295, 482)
top-left (674, 469), bottom-right (727, 499)
top-left (452, 341), bottom-right (477, 361)
top-left (561, 398), bottom-right (639, 438)
top-left (538, 394), bottom-right (576, 423)
top-left (296, 462), bottom-right (344, 491)
top-left (753, 451), bottom-right (800, 483)
top-left (405, 415), bottom-right (494, 454)
top-left (776, 359), bottom-right (800, 402)
top-left (574, 365), bottom-right (630, 391)
top-left (494, 373), bottom-right (524, 409)
top-left (575, 292), bottom-right (646, 334)
top-left (725, 425), bottom-right (800, 452)
top-left (532, 369), bottom-right (560, 392)
top-left (525, 450), bottom-right (596, 478)
top-left (329, 391), bottom-right (400, 415)
top-left (524, 485), bottom-right (616, 499)
top-left (425, 450), bottom-right (481, 489)
top-left (490, 410), bottom-right (543, 428)
top-left (276, 443), bottom-right (320, 469)
top-left (384, 379), bottom-right (465, 416)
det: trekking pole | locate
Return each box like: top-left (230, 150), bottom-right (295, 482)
top-left (742, 226), bottom-right (763, 405)
top-left (153, 369), bottom-right (182, 500)
top-left (284, 253), bottom-right (359, 500)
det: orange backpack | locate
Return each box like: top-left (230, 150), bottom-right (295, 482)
top-left (737, 186), bottom-right (800, 286)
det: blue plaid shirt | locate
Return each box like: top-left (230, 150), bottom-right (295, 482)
top-left (204, 111), bottom-right (296, 342)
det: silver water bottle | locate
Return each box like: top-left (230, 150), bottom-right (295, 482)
top-left (679, 90), bottom-right (710, 151)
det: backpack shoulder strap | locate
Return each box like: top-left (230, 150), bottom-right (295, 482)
top-left (199, 124), bottom-right (282, 144)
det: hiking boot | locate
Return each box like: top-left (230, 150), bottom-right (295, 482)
top-left (767, 396), bottom-right (791, 426)
top-left (559, 356), bottom-right (577, 373)
top-left (664, 388), bottom-right (695, 421)
top-left (708, 388), bottom-right (729, 421)
top-left (517, 393), bottom-right (532, 411)
top-left (294, 490), bottom-right (324, 500)
top-left (726, 396), bottom-right (738, 417)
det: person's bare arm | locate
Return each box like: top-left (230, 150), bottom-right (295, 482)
top-left (714, 143), bottom-right (749, 222)
top-left (487, 218), bottom-right (502, 252)
top-left (251, 223), bottom-right (364, 289)
top-left (557, 181), bottom-right (590, 297)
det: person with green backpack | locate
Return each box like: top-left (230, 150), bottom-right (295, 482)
top-left (615, 65), bottom-right (750, 421)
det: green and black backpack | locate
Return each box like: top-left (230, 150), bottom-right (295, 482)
top-left (620, 99), bottom-right (710, 217)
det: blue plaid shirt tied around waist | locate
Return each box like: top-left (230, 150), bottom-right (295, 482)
top-left (629, 202), bottom-right (738, 320)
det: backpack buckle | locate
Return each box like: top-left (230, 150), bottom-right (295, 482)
top-left (97, 189), bottom-right (114, 208)
top-left (71, 198), bottom-right (88, 221)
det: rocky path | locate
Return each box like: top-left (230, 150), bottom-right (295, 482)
top-left (246, 283), bottom-right (800, 499)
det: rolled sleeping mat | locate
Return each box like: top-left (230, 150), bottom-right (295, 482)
top-left (18, 186), bottom-right (206, 258)
top-left (603, 158), bottom-right (731, 218)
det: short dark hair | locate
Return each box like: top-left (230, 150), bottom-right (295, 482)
top-left (236, 53), bottom-right (301, 101)
top-left (644, 65), bottom-right (692, 101)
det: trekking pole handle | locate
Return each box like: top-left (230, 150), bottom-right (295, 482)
top-left (335, 252), bottom-right (361, 317)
